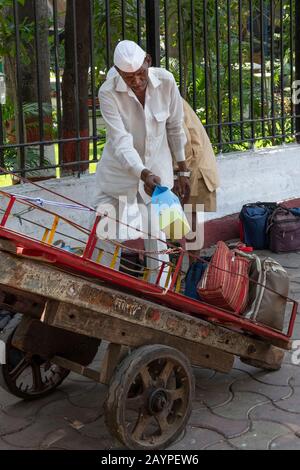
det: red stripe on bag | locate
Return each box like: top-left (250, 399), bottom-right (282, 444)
top-left (197, 241), bottom-right (251, 314)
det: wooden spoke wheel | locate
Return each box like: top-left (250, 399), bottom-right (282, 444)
top-left (0, 326), bottom-right (70, 400)
top-left (105, 344), bottom-right (194, 450)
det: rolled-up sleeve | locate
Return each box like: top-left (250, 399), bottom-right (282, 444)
top-left (99, 90), bottom-right (146, 178)
top-left (166, 76), bottom-right (187, 162)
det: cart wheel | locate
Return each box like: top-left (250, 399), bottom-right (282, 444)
top-left (105, 344), bottom-right (194, 450)
top-left (0, 326), bottom-right (70, 400)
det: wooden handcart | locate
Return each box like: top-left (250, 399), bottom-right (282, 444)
top-left (0, 190), bottom-right (297, 450)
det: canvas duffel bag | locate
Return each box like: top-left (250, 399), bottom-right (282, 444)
top-left (243, 254), bottom-right (289, 331)
top-left (267, 206), bottom-right (300, 253)
top-left (197, 241), bottom-right (251, 314)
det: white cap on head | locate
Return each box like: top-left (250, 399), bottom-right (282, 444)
top-left (114, 40), bottom-right (146, 73)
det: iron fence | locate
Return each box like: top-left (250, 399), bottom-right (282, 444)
top-left (0, 0), bottom-right (299, 179)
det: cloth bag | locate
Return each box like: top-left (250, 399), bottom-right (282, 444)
top-left (244, 254), bottom-right (289, 331)
top-left (197, 241), bottom-right (251, 314)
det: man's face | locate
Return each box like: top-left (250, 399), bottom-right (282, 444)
top-left (116, 55), bottom-right (151, 94)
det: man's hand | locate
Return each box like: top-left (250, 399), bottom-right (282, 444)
top-left (141, 169), bottom-right (161, 196)
top-left (173, 176), bottom-right (191, 204)
top-left (174, 161), bottom-right (191, 204)
top-left (177, 176), bottom-right (190, 204)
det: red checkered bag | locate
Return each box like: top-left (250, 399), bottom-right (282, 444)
top-left (197, 241), bottom-right (251, 314)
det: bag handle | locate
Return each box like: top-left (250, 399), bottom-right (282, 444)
top-left (266, 204), bottom-right (300, 233)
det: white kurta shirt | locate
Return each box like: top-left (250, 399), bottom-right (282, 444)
top-left (94, 67), bottom-right (186, 206)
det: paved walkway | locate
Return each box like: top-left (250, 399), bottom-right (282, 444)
top-left (0, 250), bottom-right (300, 450)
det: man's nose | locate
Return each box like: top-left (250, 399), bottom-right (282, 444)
top-left (133, 76), bottom-right (142, 87)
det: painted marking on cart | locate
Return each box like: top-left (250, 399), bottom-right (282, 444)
top-left (0, 340), bottom-right (6, 364)
top-left (113, 297), bottom-right (142, 317)
top-left (149, 309), bottom-right (161, 322)
top-left (199, 326), bottom-right (210, 338)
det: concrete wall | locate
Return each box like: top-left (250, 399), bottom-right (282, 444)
top-left (205, 143), bottom-right (300, 222)
top-left (1, 143), bottom-right (299, 247)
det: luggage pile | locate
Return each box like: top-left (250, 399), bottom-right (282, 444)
top-left (185, 241), bottom-right (290, 332)
top-left (239, 202), bottom-right (300, 253)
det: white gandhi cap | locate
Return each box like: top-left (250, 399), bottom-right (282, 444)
top-left (114, 40), bottom-right (146, 73)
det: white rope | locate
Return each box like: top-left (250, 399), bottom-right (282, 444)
top-left (9, 194), bottom-right (93, 212)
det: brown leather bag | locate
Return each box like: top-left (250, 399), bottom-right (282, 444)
top-left (268, 206), bottom-right (300, 253)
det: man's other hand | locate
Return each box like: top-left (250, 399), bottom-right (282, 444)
top-left (175, 176), bottom-right (190, 204)
top-left (141, 169), bottom-right (161, 196)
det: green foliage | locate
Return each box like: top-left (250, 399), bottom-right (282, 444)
top-left (164, 0), bottom-right (295, 151)
top-left (1, 99), bottom-right (51, 172)
top-left (0, 0), bottom-right (34, 61)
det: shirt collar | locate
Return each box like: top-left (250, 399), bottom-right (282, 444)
top-left (115, 67), bottom-right (161, 93)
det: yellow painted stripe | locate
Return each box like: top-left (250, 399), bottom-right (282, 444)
top-left (110, 246), bottom-right (120, 269)
top-left (47, 216), bottom-right (59, 245)
top-left (96, 249), bottom-right (104, 264)
top-left (42, 228), bottom-right (50, 243)
top-left (164, 266), bottom-right (173, 288)
top-left (175, 273), bottom-right (182, 293)
top-left (143, 268), bottom-right (150, 281)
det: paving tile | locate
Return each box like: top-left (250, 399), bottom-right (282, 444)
top-left (231, 375), bottom-right (291, 401)
top-left (0, 389), bottom-right (21, 408)
top-left (2, 416), bottom-right (65, 448)
top-left (169, 426), bottom-right (222, 450)
top-left (269, 433), bottom-right (300, 450)
top-left (204, 440), bottom-right (236, 450)
top-left (212, 391), bottom-right (269, 420)
top-left (39, 428), bottom-right (69, 449)
top-left (234, 360), bottom-right (300, 387)
top-left (78, 415), bottom-right (113, 442)
top-left (229, 421), bottom-right (289, 450)
top-left (249, 403), bottom-right (300, 432)
top-left (269, 387), bottom-right (300, 413)
top-left (0, 436), bottom-right (23, 450)
top-left (194, 369), bottom-right (247, 410)
top-left (66, 371), bottom-right (95, 384)
top-left (45, 428), bottom-right (113, 450)
top-left (41, 426), bottom-right (110, 450)
top-left (194, 388), bottom-right (233, 410)
top-left (0, 409), bottom-right (33, 437)
top-left (38, 397), bottom-right (101, 423)
top-left (2, 390), bottom-right (67, 419)
top-left (66, 383), bottom-right (107, 409)
top-left (190, 407), bottom-right (249, 438)
top-left (59, 380), bottom-right (100, 399)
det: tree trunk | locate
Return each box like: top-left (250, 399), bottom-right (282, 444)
top-left (61, 0), bottom-right (90, 175)
top-left (4, 0), bottom-right (55, 180)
